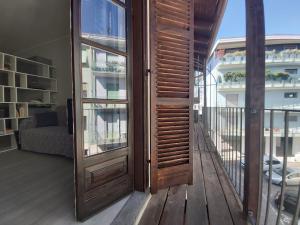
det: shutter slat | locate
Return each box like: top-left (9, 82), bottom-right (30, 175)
top-left (158, 158), bottom-right (189, 169)
top-left (158, 150), bottom-right (190, 158)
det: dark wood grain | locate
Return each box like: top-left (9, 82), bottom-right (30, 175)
top-left (132, 0), bottom-right (147, 192)
top-left (138, 189), bottom-right (169, 225)
top-left (159, 185), bottom-right (186, 225)
top-left (210, 152), bottom-right (247, 225)
top-left (186, 150), bottom-right (209, 225)
top-left (150, 0), bottom-right (194, 193)
top-left (71, 0), bottom-right (134, 220)
top-left (200, 151), bottom-right (234, 225)
top-left (244, 0), bottom-right (265, 220)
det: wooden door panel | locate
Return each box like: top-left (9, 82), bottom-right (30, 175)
top-left (150, 0), bottom-right (194, 193)
top-left (81, 175), bottom-right (131, 218)
top-left (85, 156), bottom-right (128, 191)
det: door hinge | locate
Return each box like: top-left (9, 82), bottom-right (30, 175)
top-left (146, 69), bottom-right (151, 76)
top-left (147, 159), bottom-right (151, 164)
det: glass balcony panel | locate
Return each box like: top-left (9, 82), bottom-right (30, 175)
top-left (83, 103), bottom-right (128, 157)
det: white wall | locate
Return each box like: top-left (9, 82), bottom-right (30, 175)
top-left (293, 137), bottom-right (300, 155)
top-left (14, 36), bottom-right (72, 106)
top-left (0, 0), bottom-right (72, 107)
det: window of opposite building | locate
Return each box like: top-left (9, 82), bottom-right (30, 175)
top-left (284, 92), bottom-right (298, 98)
top-left (285, 68), bottom-right (298, 74)
top-left (226, 94), bottom-right (238, 107)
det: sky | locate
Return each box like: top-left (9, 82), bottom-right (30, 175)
top-left (217, 0), bottom-right (300, 39)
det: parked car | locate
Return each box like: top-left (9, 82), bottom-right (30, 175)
top-left (275, 188), bottom-right (300, 215)
top-left (240, 155), bottom-right (245, 168)
top-left (262, 155), bottom-right (282, 172)
top-left (265, 167), bottom-right (300, 186)
top-left (240, 155), bottom-right (282, 173)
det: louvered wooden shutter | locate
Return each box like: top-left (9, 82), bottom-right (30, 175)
top-left (150, 0), bottom-right (194, 193)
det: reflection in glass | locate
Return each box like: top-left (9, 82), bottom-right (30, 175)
top-left (81, 0), bottom-right (126, 52)
top-left (83, 103), bottom-right (128, 157)
top-left (81, 45), bottom-right (127, 99)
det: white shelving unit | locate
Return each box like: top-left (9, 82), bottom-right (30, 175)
top-left (0, 52), bottom-right (57, 153)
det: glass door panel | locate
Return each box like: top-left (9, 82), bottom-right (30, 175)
top-left (83, 103), bottom-right (128, 157)
top-left (81, 0), bottom-right (126, 52)
top-left (81, 45), bottom-right (127, 100)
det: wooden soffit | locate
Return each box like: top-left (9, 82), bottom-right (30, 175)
top-left (194, 0), bottom-right (227, 69)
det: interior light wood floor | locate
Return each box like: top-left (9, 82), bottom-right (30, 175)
top-left (0, 150), bottom-right (128, 225)
top-left (138, 125), bottom-right (248, 225)
top-left (0, 150), bottom-right (74, 225)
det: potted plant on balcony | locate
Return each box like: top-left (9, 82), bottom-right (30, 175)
top-left (234, 71), bottom-right (245, 82)
top-left (274, 72), bottom-right (289, 81)
top-left (281, 49), bottom-right (300, 60)
top-left (217, 76), bottom-right (223, 83)
top-left (232, 50), bottom-right (246, 61)
top-left (224, 72), bottom-right (233, 82)
top-left (265, 50), bottom-right (275, 60)
top-left (291, 49), bottom-right (300, 59)
top-left (265, 70), bottom-right (275, 81)
top-left (222, 52), bottom-right (235, 62)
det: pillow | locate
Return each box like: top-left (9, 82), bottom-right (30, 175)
top-left (35, 111), bottom-right (58, 127)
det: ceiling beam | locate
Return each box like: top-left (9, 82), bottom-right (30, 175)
top-left (194, 20), bottom-right (214, 32)
top-left (194, 43), bottom-right (209, 52)
top-left (194, 37), bottom-right (210, 45)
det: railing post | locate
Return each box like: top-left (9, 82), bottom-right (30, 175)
top-left (244, 0), bottom-right (265, 223)
top-left (203, 60), bottom-right (207, 131)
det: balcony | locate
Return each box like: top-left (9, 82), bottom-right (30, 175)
top-left (137, 124), bottom-right (247, 225)
top-left (218, 78), bottom-right (300, 91)
top-left (204, 107), bottom-right (300, 225)
top-left (217, 50), bottom-right (300, 68)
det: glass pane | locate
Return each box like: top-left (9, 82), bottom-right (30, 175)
top-left (81, 45), bottom-right (127, 99)
top-left (83, 103), bottom-right (128, 157)
top-left (81, 0), bottom-right (126, 52)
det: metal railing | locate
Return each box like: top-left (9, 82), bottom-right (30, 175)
top-left (218, 52), bottom-right (300, 66)
top-left (218, 79), bottom-right (300, 90)
top-left (204, 107), bottom-right (300, 225)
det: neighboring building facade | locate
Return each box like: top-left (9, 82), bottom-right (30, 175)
top-left (208, 35), bottom-right (300, 162)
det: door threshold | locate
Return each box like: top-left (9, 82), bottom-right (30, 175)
top-left (111, 191), bottom-right (151, 225)
top-left (83, 195), bottom-right (131, 225)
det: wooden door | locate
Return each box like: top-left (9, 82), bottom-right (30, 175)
top-left (149, 0), bottom-right (194, 193)
top-left (71, 0), bottom-right (133, 220)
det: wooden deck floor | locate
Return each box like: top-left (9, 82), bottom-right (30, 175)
top-left (138, 126), bottom-right (248, 225)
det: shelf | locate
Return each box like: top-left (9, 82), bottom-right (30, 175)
top-left (3, 54), bottom-right (16, 71)
top-left (16, 56), bottom-right (53, 67)
top-left (0, 132), bottom-right (14, 137)
top-left (0, 51), bottom-right (58, 152)
top-left (0, 103), bottom-right (16, 119)
top-left (17, 87), bottom-right (57, 93)
top-left (26, 72), bottom-right (55, 79)
top-left (0, 146), bottom-right (17, 154)
top-left (0, 70), bottom-right (15, 87)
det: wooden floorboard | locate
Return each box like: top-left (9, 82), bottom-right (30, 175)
top-left (138, 189), bottom-right (169, 225)
top-left (137, 123), bottom-right (247, 225)
top-left (200, 151), bottom-right (234, 225)
top-left (159, 185), bottom-right (186, 225)
top-left (210, 152), bottom-right (247, 225)
top-left (185, 150), bottom-right (209, 225)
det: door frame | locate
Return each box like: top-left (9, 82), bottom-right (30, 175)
top-left (132, 0), bottom-right (148, 192)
